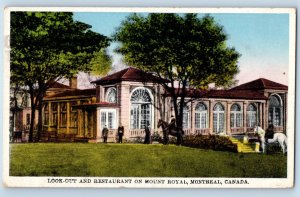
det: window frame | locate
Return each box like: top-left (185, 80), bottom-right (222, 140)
top-left (130, 87), bottom-right (153, 129)
top-left (213, 103), bottom-right (225, 134)
top-left (100, 109), bottom-right (117, 130)
top-left (247, 103), bottom-right (257, 128)
top-left (106, 87), bottom-right (117, 103)
top-left (230, 103), bottom-right (242, 128)
top-left (195, 102), bottom-right (207, 129)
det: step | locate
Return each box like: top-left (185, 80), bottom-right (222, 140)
top-left (229, 137), bottom-right (257, 153)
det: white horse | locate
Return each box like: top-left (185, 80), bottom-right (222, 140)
top-left (254, 126), bottom-right (287, 154)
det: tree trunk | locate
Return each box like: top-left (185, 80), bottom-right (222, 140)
top-left (28, 86), bottom-right (36, 142)
top-left (37, 91), bottom-right (44, 141)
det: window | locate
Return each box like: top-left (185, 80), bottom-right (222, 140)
top-left (269, 95), bottom-right (282, 126)
top-left (247, 104), bottom-right (257, 128)
top-left (101, 109), bottom-right (116, 130)
top-left (60, 102), bottom-right (67, 127)
top-left (106, 87), bottom-right (117, 103)
top-left (182, 104), bottom-right (189, 129)
top-left (130, 88), bottom-right (152, 129)
top-left (230, 104), bottom-right (242, 128)
top-left (70, 101), bottom-right (78, 127)
top-left (51, 103), bottom-right (58, 126)
top-left (213, 103), bottom-right (225, 134)
top-left (195, 103), bottom-right (207, 129)
top-left (43, 103), bottom-right (49, 125)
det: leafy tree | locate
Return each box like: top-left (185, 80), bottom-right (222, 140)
top-left (114, 13), bottom-right (240, 129)
top-left (10, 12), bottom-right (110, 142)
top-left (86, 49), bottom-right (112, 85)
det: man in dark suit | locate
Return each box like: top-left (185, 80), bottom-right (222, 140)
top-left (102, 125), bottom-right (109, 143)
top-left (144, 124), bottom-right (151, 144)
top-left (117, 124), bottom-right (124, 143)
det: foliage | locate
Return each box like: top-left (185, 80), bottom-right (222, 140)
top-left (114, 13), bottom-right (240, 128)
top-left (10, 143), bottom-right (286, 177)
top-left (182, 134), bottom-right (238, 152)
top-left (88, 49), bottom-right (112, 76)
top-left (10, 12), bottom-right (111, 141)
top-left (151, 131), bottom-right (163, 142)
top-left (11, 12), bottom-right (110, 82)
top-left (131, 136), bottom-right (144, 144)
top-left (266, 142), bottom-right (283, 154)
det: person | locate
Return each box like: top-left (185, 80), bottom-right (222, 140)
top-left (102, 125), bottom-right (109, 143)
top-left (256, 125), bottom-right (266, 153)
top-left (168, 115), bottom-right (176, 131)
top-left (117, 124), bottom-right (124, 143)
top-left (144, 124), bottom-right (151, 144)
top-left (265, 124), bottom-right (274, 143)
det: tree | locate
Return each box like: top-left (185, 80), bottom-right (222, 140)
top-left (10, 12), bottom-right (111, 142)
top-left (86, 48), bottom-right (112, 85)
top-left (114, 13), bottom-right (240, 130)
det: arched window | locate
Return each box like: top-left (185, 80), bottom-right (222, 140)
top-left (247, 104), bottom-right (257, 128)
top-left (106, 87), bottom-right (117, 103)
top-left (130, 88), bottom-right (152, 129)
top-left (230, 103), bottom-right (242, 128)
top-left (195, 103), bottom-right (207, 129)
top-left (182, 104), bottom-right (189, 129)
top-left (269, 95), bottom-right (282, 126)
top-left (213, 103), bottom-right (225, 134)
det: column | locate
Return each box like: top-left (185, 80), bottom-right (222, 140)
top-left (226, 102), bottom-right (232, 135)
top-left (284, 93), bottom-right (287, 133)
top-left (243, 102), bottom-right (247, 133)
top-left (259, 102), bottom-right (263, 129)
top-left (119, 84), bottom-right (130, 138)
top-left (66, 102), bottom-right (70, 134)
top-left (191, 101), bottom-right (195, 134)
top-left (209, 100), bottom-right (214, 134)
top-left (57, 103), bottom-right (60, 134)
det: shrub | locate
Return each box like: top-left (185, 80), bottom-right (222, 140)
top-left (151, 131), bottom-right (163, 143)
top-left (132, 136), bottom-right (144, 144)
top-left (182, 134), bottom-right (237, 152)
top-left (266, 142), bottom-right (283, 154)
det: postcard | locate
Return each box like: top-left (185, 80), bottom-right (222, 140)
top-left (3, 7), bottom-right (296, 188)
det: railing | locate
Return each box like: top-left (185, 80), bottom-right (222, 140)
top-left (183, 129), bottom-right (192, 135)
top-left (129, 129), bottom-right (146, 137)
top-left (246, 127), bottom-right (255, 133)
top-left (230, 128), bottom-right (244, 134)
top-left (194, 129), bottom-right (210, 135)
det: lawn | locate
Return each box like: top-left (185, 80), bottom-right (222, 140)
top-left (9, 143), bottom-right (287, 178)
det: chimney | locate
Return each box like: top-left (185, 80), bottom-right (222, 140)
top-left (70, 77), bottom-right (77, 89)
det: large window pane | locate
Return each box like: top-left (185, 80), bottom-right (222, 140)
top-left (269, 95), bottom-right (282, 126)
top-left (195, 103), bottom-right (207, 129)
top-left (213, 103), bottom-right (224, 133)
top-left (130, 88), bottom-right (152, 129)
top-left (230, 104), bottom-right (242, 128)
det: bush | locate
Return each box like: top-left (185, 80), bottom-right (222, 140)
top-left (132, 136), bottom-right (144, 144)
top-left (266, 142), bottom-right (283, 154)
top-left (151, 131), bottom-right (163, 143)
top-left (182, 134), bottom-right (237, 152)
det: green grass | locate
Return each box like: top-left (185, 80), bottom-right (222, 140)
top-left (9, 143), bottom-right (287, 178)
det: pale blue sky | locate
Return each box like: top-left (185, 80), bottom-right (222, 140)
top-left (73, 12), bottom-right (290, 85)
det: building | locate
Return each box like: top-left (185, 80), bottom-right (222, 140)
top-left (41, 67), bottom-right (288, 142)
